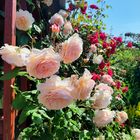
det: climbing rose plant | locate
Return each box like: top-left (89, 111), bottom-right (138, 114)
top-left (0, 0), bottom-right (139, 139)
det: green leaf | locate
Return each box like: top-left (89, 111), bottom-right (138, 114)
top-left (17, 31), bottom-right (30, 46)
top-left (33, 25), bottom-right (41, 33)
top-left (18, 109), bottom-right (29, 125)
top-left (12, 94), bottom-right (26, 110)
top-left (32, 112), bottom-right (43, 124)
top-left (0, 67), bottom-right (20, 80)
top-left (18, 105), bottom-right (37, 124)
top-left (18, 71), bottom-right (36, 81)
top-left (79, 130), bottom-right (91, 140)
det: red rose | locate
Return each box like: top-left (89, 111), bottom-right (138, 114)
top-left (110, 39), bottom-right (117, 49)
top-left (115, 81), bottom-right (121, 89)
top-left (122, 87), bottom-right (128, 93)
top-left (114, 37), bottom-right (122, 43)
top-left (80, 3), bottom-right (87, 14)
top-left (100, 32), bottom-right (107, 40)
top-left (92, 73), bottom-right (101, 81)
top-left (90, 4), bottom-right (99, 9)
top-left (99, 61), bottom-right (106, 69)
top-left (106, 62), bottom-right (110, 67)
top-left (108, 68), bottom-right (113, 77)
top-left (127, 42), bottom-right (133, 48)
top-left (103, 42), bottom-right (109, 48)
top-left (88, 33), bottom-right (99, 44)
top-left (68, 3), bottom-right (75, 11)
top-left (117, 37), bottom-right (123, 43)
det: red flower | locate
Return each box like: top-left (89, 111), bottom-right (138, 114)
top-left (108, 68), bottom-right (113, 77)
top-left (127, 42), bottom-right (133, 48)
top-left (114, 37), bottom-right (123, 44)
top-left (110, 47), bottom-right (116, 54)
top-left (100, 32), bottom-right (107, 40)
top-left (90, 4), bottom-right (99, 10)
top-left (103, 42), bottom-right (109, 48)
top-left (80, 3), bottom-right (87, 14)
top-left (115, 81), bottom-right (121, 89)
top-left (92, 73), bottom-right (101, 81)
top-left (106, 62), bottom-right (110, 67)
top-left (99, 61), bottom-right (106, 69)
top-left (122, 87), bottom-right (128, 93)
top-left (74, 27), bottom-right (79, 32)
top-left (88, 32), bottom-right (99, 44)
top-left (117, 37), bottom-right (123, 43)
top-left (87, 15), bottom-right (92, 18)
top-left (68, 3), bottom-right (75, 11)
top-left (110, 39), bottom-right (117, 49)
top-left (120, 123), bottom-right (125, 128)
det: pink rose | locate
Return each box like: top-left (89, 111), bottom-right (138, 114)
top-left (37, 75), bottom-right (74, 110)
top-left (51, 24), bottom-right (60, 33)
top-left (71, 69), bottom-right (95, 100)
top-left (49, 13), bottom-right (64, 27)
top-left (26, 48), bottom-right (61, 79)
top-left (93, 109), bottom-right (116, 127)
top-left (63, 21), bottom-right (73, 35)
top-left (92, 91), bottom-right (112, 109)
top-left (95, 83), bottom-right (114, 95)
top-left (58, 10), bottom-right (68, 18)
top-left (132, 129), bottom-right (140, 140)
top-left (61, 33), bottom-right (83, 64)
top-left (0, 44), bottom-right (30, 67)
top-left (16, 9), bottom-right (35, 31)
top-left (101, 74), bottom-right (114, 85)
top-left (93, 55), bottom-right (103, 64)
top-left (115, 111), bottom-right (128, 124)
top-left (90, 44), bottom-right (97, 52)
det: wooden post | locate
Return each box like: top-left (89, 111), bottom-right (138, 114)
top-left (3, 0), bottom-right (16, 140)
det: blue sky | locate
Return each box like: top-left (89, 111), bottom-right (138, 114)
top-left (88, 0), bottom-right (140, 36)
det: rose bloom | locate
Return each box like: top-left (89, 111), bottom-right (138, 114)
top-left (37, 75), bottom-right (74, 110)
top-left (93, 109), bottom-right (116, 127)
top-left (43, 0), bottom-right (53, 6)
top-left (101, 74), bottom-right (114, 85)
top-left (95, 83), bottom-right (114, 95)
top-left (132, 128), bottom-right (140, 140)
top-left (63, 21), bottom-right (73, 35)
top-left (92, 91), bottom-right (112, 109)
top-left (51, 24), bottom-right (60, 33)
top-left (90, 4), bottom-right (99, 10)
top-left (71, 69), bottom-right (95, 100)
top-left (61, 33), bottom-right (83, 64)
top-left (92, 73), bottom-right (101, 81)
top-left (58, 9), bottom-right (69, 18)
top-left (49, 13), bottom-right (64, 27)
top-left (127, 42), bottom-right (133, 48)
top-left (115, 111), bottom-right (128, 124)
top-left (26, 48), bottom-right (61, 79)
top-left (90, 44), bottom-right (97, 52)
top-left (16, 9), bottom-right (35, 31)
top-left (93, 55), bottom-right (103, 64)
top-left (0, 44), bottom-right (30, 67)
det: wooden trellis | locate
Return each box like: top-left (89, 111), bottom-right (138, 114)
top-left (3, 0), bottom-right (16, 139)
top-left (2, 0), bottom-right (65, 139)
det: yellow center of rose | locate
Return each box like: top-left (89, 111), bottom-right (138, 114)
top-left (16, 16), bottom-right (28, 28)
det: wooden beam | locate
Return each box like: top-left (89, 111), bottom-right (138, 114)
top-left (3, 0), bottom-right (16, 140)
